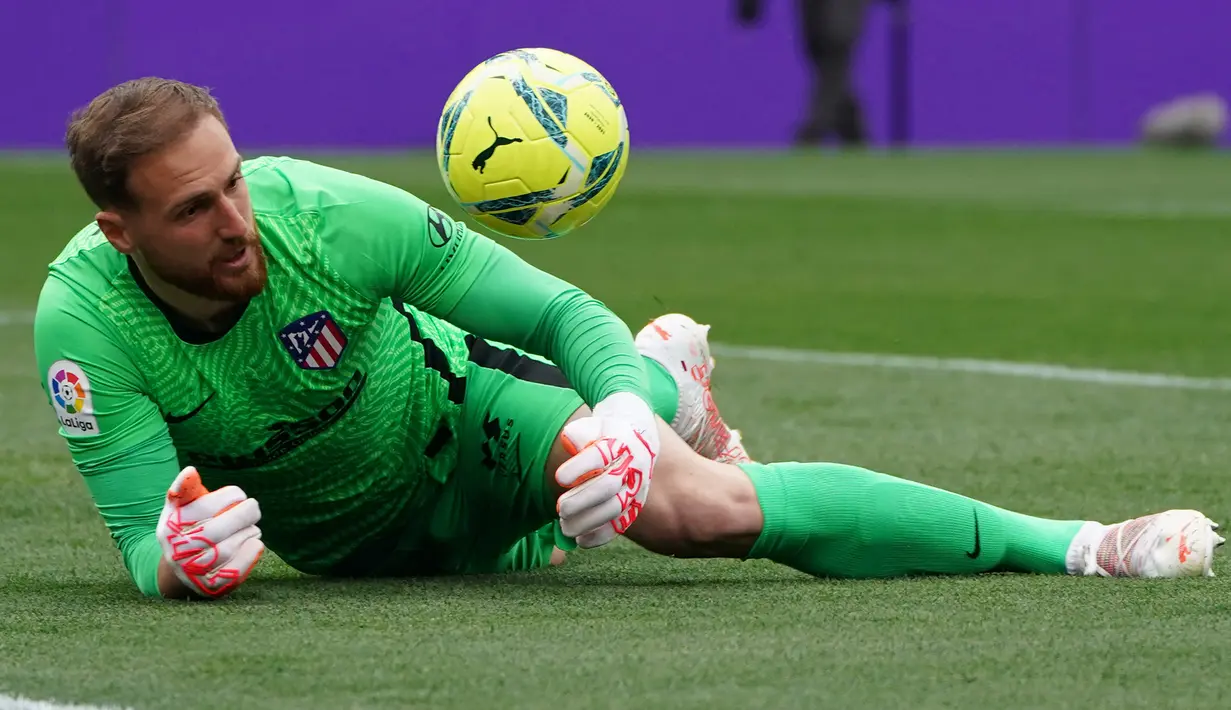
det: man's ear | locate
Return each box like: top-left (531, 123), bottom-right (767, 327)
top-left (96, 211), bottom-right (134, 254)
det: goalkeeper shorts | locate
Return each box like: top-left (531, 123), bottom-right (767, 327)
top-left (331, 335), bottom-right (584, 577)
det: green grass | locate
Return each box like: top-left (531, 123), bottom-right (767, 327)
top-left (2, 150), bottom-right (1231, 709)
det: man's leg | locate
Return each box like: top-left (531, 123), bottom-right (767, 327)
top-left (433, 330), bottom-right (708, 574)
top-left (459, 314), bottom-right (1221, 581)
top-left (546, 418), bottom-right (1224, 579)
top-left (794, 0), bottom-right (831, 145)
top-left (556, 316), bottom-right (1224, 579)
top-left (794, 0), bottom-right (869, 147)
top-left (824, 0), bottom-right (869, 146)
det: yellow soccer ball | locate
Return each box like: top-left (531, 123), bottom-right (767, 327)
top-left (436, 48), bottom-right (629, 240)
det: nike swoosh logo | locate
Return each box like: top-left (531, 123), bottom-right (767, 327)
top-left (165, 392), bottom-right (216, 424)
top-left (966, 508), bottom-right (982, 559)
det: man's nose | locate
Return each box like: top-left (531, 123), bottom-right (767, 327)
top-left (217, 196), bottom-right (248, 237)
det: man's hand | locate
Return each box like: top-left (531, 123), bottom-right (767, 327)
top-left (156, 466), bottom-right (264, 599)
top-left (555, 392), bottom-right (660, 549)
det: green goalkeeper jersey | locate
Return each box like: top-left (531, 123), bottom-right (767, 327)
top-left (33, 156), bottom-right (650, 597)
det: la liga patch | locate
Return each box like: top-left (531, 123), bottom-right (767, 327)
top-left (48, 359), bottom-right (100, 437)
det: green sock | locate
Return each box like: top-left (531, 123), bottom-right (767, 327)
top-left (742, 461), bottom-right (1086, 577)
top-left (642, 356), bottom-right (679, 423)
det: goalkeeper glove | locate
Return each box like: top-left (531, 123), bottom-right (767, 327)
top-left (555, 392), bottom-right (660, 548)
top-left (156, 466), bottom-right (264, 599)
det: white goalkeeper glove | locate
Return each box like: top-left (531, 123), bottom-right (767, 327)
top-left (555, 392), bottom-right (660, 549)
top-left (156, 466), bottom-right (264, 599)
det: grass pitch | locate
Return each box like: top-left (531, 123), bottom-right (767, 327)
top-left (2, 149), bottom-right (1230, 709)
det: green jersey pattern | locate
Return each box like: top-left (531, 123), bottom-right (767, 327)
top-left (33, 156), bottom-right (652, 596)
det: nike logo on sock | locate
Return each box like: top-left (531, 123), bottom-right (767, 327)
top-left (966, 508), bottom-right (982, 559)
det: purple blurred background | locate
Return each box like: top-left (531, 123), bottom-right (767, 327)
top-left (4, 0), bottom-right (1228, 148)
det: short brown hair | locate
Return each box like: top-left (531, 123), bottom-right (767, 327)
top-left (65, 77), bottom-right (228, 210)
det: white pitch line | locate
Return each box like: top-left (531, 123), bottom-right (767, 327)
top-left (710, 343), bottom-right (1231, 392)
top-left (3, 307), bottom-right (1228, 392)
top-left (0, 694), bottom-right (133, 710)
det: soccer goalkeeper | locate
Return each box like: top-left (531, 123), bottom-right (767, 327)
top-left (34, 78), bottom-right (1223, 600)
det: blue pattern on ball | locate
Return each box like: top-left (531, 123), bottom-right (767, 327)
top-left (439, 90), bottom-right (472, 173)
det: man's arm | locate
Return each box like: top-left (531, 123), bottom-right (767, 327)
top-left (34, 279), bottom-right (198, 598)
top-left (428, 239), bottom-right (653, 407)
top-left (75, 447), bottom-right (197, 599)
top-left (309, 161), bottom-right (651, 407)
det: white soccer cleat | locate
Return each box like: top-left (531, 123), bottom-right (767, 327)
top-left (1067, 510), bottom-right (1225, 578)
top-left (635, 313), bottom-right (752, 464)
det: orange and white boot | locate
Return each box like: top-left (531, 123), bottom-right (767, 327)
top-left (634, 313), bottom-right (752, 464)
top-left (1066, 510), bottom-right (1224, 578)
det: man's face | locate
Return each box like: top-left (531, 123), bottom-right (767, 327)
top-left (100, 115), bottom-right (267, 302)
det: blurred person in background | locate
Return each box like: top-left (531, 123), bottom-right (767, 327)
top-left (738, 0), bottom-right (871, 147)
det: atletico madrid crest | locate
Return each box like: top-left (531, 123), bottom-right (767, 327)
top-left (279, 310), bottom-right (348, 370)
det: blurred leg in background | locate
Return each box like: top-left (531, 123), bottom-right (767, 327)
top-left (796, 0), bottom-right (870, 147)
top-left (736, 0), bottom-right (871, 147)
